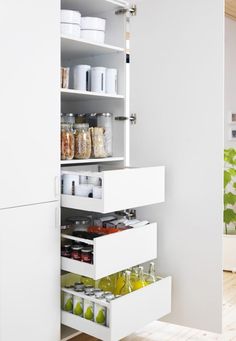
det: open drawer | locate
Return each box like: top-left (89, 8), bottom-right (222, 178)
top-left (61, 166), bottom-right (165, 213)
top-left (61, 223), bottom-right (157, 279)
top-left (61, 274), bottom-right (172, 341)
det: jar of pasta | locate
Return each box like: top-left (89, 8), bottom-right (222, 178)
top-left (61, 123), bottom-right (75, 160)
top-left (74, 123), bottom-right (92, 159)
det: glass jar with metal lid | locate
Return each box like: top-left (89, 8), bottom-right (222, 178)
top-left (97, 113), bottom-right (113, 157)
top-left (75, 113), bottom-right (87, 124)
top-left (66, 216), bottom-right (91, 231)
top-left (74, 123), bottom-right (92, 159)
top-left (61, 123), bottom-right (74, 160)
top-left (64, 113), bottom-right (75, 125)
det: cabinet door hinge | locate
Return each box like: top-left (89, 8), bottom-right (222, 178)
top-left (115, 4), bottom-right (137, 16)
top-left (115, 113), bottom-right (137, 125)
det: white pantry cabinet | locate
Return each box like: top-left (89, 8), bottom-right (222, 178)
top-left (0, 0), bottom-right (60, 209)
top-left (0, 202), bottom-right (60, 341)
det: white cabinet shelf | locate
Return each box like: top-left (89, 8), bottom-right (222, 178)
top-left (61, 157), bottom-right (124, 165)
top-left (61, 0), bottom-right (128, 16)
top-left (61, 36), bottom-right (124, 60)
top-left (61, 88), bottom-right (124, 101)
top-left (61, 167), bottom-right (165, 213)
top-left (61, 276), bottom-right (172, 341)
top-left (61, 223), bottom-right (157, 279)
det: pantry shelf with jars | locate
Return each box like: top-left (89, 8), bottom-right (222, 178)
top-left (60, 0), bottom-right (170, 340)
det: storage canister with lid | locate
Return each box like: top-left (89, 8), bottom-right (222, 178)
top-left (97, 113), bottom-right (113, 157)
top-left (73, 65), bottom-right (91, 91)
top-left (74, 123), bottom-right (92, 159)
top-left (66, 216), bottom-right (91, 231)
top-left (64, 113), bottom-right (75, 125)
top-left (61, 123), bottom-right (74, 160)
top-left (75, 113), bottom-right (87, 124)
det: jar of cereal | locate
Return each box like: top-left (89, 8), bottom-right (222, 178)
top-left (74, 123), bottom-right (91, 159)
top-left (61, 123), bottom-right (74, 160)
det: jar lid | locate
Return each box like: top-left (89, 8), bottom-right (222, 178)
top-left (74, 123), bottom-right (89, 129)
top-left (75, 113), bottom-right (87, 117)
top-left (95, 292), bottom-right (104, 299)
top-left (71, 245), bottom-right (83, 251)
top-left (61, 224), bottom-right (72, 230)
top-left (96, 113), bottom-right (112, 117)
top-left (63, 244), bottom-right (72, 248)
top-left (66, 216), bottom-right (91, 225)
top-left (65, 113), bottom-right (75, 117)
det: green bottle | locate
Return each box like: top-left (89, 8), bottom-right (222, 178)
top-left (120, 271), bottom-right (132, 295)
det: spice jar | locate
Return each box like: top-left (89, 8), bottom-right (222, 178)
top-left (74, 123), bottom-right (92, 159)
top-left (97, 113), bottom-right (113, 157)
top-left (61, 123), bottom-right (75, 160)
top-left (81, 246), bottom-right (93, 264)
top-left (90, 127), bottom-right (107, 158)
top-left (61, 244), bottom-right (72, 258)
top-left (71, 244), bottom-right (83, 261)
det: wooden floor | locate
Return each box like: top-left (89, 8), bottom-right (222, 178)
top-left (70, 272), bottom-right (236, 341)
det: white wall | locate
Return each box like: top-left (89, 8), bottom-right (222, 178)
top-left (225, 17), bottom-right (236, 148)
top-left (130, 0), bottom-right (223, 333)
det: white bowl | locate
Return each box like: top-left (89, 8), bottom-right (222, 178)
top-left (81, 30), bottom-right (105, 43)
top-left (61, 10), bottom-right (81, 24)
top-left (81, 17), bottom-right (106, 31)
top-left (61, 23), bottom-right (81, 38)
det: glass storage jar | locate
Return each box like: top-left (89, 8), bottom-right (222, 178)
top-left (90, 127), bottom-right (107, 158)
top-left (66, 216), bottom-right (91, 232)
top-left (74, 123), bottom-right (92, 159)
top-left (97, 113), bottom-right (113, 157)
top-left (64, 113), bottom-right (75, 125)
top-left (75, 113), bottom-right (87, 124)
top-left (61, 123), bottom-right (74, 160)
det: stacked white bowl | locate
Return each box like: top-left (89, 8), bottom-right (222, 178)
top-left (81, 17), bottom-right (106, 44)
top-left (61, 9), bottom-right (81, 38)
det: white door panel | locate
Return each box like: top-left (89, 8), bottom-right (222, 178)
top-left (0, 0), bottom-right (60, 209)
top-left (130, 0), bottom-right (223, 332)
top-left (0, 202), bottom-right (60, 341)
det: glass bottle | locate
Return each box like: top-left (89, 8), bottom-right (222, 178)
top-left (132, 266), bottom-right (146, 290)
top-left (130, 267), bottom-right (139, 291)
top-left (98, 275), bottom-right (113, 292)
top-left (120, 271), bottom-right (132, 296)
top-left (114, 271), bottom-right (125, 295)
top-left (145, 262), bottom-right (156, 285)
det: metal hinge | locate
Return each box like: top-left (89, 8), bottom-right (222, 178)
top-left (115, 113), bottom-right (137, 125)
top-left (115, 4), bottom-right (137, 16)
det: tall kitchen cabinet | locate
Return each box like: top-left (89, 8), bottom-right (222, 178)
top-left (0, 0), bottom-right (223, 341)
top-left (60, 0), bottom-right (223, 340)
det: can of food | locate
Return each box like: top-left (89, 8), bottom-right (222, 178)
top-left (84, 296), bottom-right (94, 321)
top-left (84, 287), bottom-right (95, 295)
top-left (63, 292), bottom-right (73, 312)
top-left (94, 291), bottom-right (104, 299)
top-left (73, 295), bottom-right (83, 316)
top-left (94, 301), bottom-right (106, 325)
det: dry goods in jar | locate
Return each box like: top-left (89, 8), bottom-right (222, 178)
top-left (61, 124), bottom-right (74, 160)
top-left (90, 127), bottom-right (107, 158)
top-left (74, 124), bottom-right (91, 159)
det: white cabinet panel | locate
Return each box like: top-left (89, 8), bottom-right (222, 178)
top-left (130, 0), bottom-right (223, 333)
top-left (0, 202), bottom-right (60, 341)
top-left (61, 166), bottom-right (165, 213)
top-left (0, 0), bottom-right (60, 209)
top-left (61, 223), bottom-right (157, 279)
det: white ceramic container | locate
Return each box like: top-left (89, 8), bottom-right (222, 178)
top-left (106, 68), bottom-right (118, 94)
top-left (61, 10), bottom-right (81, 24)
top-left (63, 174), bottom-right (80, 195)
top-left (73, 65), bottom-right (91, 91)
top-left (81, 17), bottom-right (106, 31)
top-left (61, 23), bottom-right (81, 38)
top-left (91, 67), bottom-right (106, 93)
top-left (81, 30), bottom-right (105, 44)
top-left (93, 186), bottom-right (102, 199)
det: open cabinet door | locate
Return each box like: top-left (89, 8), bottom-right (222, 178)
top-left (130, 0), bottom-right (224, 333)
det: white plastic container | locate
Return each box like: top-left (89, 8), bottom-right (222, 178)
top-left (106, 68), bottom-right (118, 94)
top-left (75, 184), bottom-right (93, 197)
top-left (93, 186), bottom-right (102, 199)
top-left (87, 176), bottom-right (101, 186)
top-left (81, 30), bottom-right (105, 44)
top-left (61, 10), bottom-right (81, 24)
top-left (73, 65), bottom-right (91, 91)
top-left (81, 17), bottom-right (106, 31)
top-left (61, 23), bottom-right (81, 38)
top-left (91, 67), bottom-right (106, 93)
top-left (63, 174), bottom-right (80, 195)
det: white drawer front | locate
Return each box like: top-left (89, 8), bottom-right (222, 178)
top-left (61, 223), bottom-right (157, 279)
top-left (61, 166), bottom-right (165, 213)
top-left (61, 277), bottom-right (172, 341)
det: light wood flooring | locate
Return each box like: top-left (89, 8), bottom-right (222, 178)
top-left (70, 272), bottom-right (236, 341)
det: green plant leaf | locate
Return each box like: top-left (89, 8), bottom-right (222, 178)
top-left (224, 192), bottom-right (236, 205)
top-left (224, 170), bottom-right (232, 188)
top-left (233, 183), bottom-right (236, 190)
top-left (228, 168), bottom-right (236, 177)
top-left (224, 208), bottom-right (236, 224)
